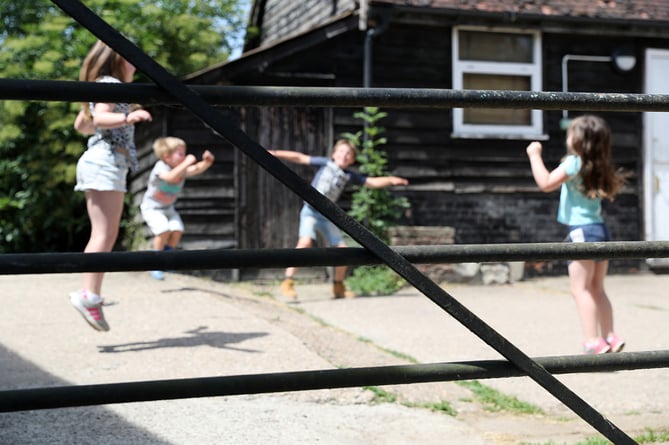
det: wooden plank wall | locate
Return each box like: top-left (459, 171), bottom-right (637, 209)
top-left (238, 106), bottom-right (332, 251)
top-left (130, 13), bottom-right (669, 276)
top-left (259, 0), bottom-right (356, 46)
top-left (130, 107), bottom-right (238, 251)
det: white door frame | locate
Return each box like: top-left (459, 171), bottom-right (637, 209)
top-left (643, 48), bottom-right (669, 266)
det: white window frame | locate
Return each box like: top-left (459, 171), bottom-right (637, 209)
top-left (452, 26), bottom-right (544, 139)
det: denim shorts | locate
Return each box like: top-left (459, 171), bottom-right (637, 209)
top-left (298, 205), bottom-right (343, 246)
top-left (566, 223), bottom-right (611, 243)
top-left (141, 205), bottom-right (185, 236)
top-left (74, 146), bottom-right (128, 193)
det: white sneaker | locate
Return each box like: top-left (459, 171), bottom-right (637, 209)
top-left (69, 289), bottom-right (109, 332)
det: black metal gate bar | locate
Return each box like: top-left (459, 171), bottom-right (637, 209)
top-left (3, 78), bottom-right (669, 111)
top-left (48, 3), bottom-right (635, 442)
top-left (1, 240), bottom-right (668, 275)
top-left (2, 350), bottom-right (667, 413)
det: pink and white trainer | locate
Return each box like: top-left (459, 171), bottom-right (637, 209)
top-left (69, 289), bottom-right (109, 332)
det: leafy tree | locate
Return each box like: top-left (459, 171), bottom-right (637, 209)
top-left (0, 0), bottom-right (249, 252)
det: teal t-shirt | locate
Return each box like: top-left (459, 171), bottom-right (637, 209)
top-left (557, 155), bottom-right (602, 226)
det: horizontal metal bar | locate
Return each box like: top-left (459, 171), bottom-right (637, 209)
top-left (2, 78), bottom-right (669, 111)
top-left (0, 241), bottom-right (667, 275)
top-left (2, 349), bottom-right (666, 412)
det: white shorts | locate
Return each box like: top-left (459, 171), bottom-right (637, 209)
top-left (74, 147), bottom-right (128, 192)
top-left (141, 205), bottom-right (184, 236)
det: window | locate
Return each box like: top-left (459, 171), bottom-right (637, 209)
top-left (452, 27), bottom-right (543, 138)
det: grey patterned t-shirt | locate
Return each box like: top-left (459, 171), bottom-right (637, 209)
top-left (86, 76), bottom-right (138, 171)
top-left (305, 157), bottom-right (367, 208)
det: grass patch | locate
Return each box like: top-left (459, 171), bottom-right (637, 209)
top-left (636, 428), bottom-right (669, 444)
top-left (458, 380), bottom-right (543, 415)
top-left (411, 399), bottom-right (458, 416)
top-left (365, 386), bottom-right (458, 416)
top-left (252, 290), bottom-right (274, 298)
top-left (364, 386), bottom-right (397, 404)
top-left (519, 427), bottom-right (669, 445)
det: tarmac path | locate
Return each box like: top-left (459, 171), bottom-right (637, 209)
top-left (1, 270), bottom-right (668, 444)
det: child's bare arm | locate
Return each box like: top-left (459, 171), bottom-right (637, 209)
top-left (268, 149), bottom-right (311, 165)
top-left (186, 150), bottom-right (215, 177)
top-left (160, 154), bottom-right (197, 184)
top-left (74, 109), bottom-right (95, 135)
top-left (364, 176), bottom-right (409, 189)
top-left (526, 141), bottom-right (568, 192)
top-left (91, 103), bottom-right (152, 128)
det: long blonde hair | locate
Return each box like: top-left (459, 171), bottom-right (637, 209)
top-left (566, 115), bottom-right (627, 201)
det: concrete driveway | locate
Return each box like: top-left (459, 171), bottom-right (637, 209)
top-left (1, 270), bottom-right (668, 444)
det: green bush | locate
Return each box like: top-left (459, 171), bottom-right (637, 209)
top-left (345, 265), bottom-right (406, 296)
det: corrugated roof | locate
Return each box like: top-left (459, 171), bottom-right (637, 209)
top-left (370, 0), bottom-right (669, 21)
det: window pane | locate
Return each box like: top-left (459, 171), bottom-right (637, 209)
top-left (463, 73), bottom-right (531, 125)
top-left (459, 31), bottom-right (533, 63)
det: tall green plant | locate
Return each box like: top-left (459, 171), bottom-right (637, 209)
top-left (342, 107), bottom-right (409, 296)
top-left (342, 107), bottom-right (409, 243)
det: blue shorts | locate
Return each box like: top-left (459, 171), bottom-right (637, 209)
top-left (298, 205), bottom-right (344, 246)
top-left (567, 223), bottom-right (611, 243)
top-left (566, 223), bottom-right (610, 264)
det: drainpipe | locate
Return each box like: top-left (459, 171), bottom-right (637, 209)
top-left (362, 8), bottom-right (389, 89)
top-left (561, 54), bottom-right (612, 128)
top-left (364, 27), bottom-right (376, 88)
top-left (360, 4), bottom-right (390, 142)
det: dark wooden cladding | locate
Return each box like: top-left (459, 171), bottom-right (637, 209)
top-left (129, 4), bottom-right (667, 275)
top-left (257, 0), bottom-right (356, 47)
top-left (237, 106), bottom-right (332, 250)
top-left (131, 107), bottom-right (238, 251)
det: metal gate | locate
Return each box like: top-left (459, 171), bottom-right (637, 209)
top-left (2, 2), bottom-right (669, 444)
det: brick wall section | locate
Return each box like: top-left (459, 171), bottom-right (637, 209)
top-left (387, 225), bottom-right (457, 282)
top-left (394, 191), bottom-right (641, 277)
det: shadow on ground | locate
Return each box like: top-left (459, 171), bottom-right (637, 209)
top-left (0, 344), bottom-right (172, 445)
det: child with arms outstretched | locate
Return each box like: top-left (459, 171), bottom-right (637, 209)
top-left (270, 139), bottom-right (408, 299)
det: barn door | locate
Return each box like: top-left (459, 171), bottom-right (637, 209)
top-left (237, 106), bottom-right (332, 251)
top-left (644, 49), bottom-right (669, 267)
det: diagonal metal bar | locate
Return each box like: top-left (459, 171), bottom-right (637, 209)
top-left (52, 2), bottom-right (634, 442)
top-left (2, 350), bottom-right (667, 412)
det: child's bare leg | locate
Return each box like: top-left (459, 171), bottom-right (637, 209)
top-left (280, 236), bottom-right (314, 299)
top-left (150, 232), bottom-right (172, 280)
top-left (152, 232), bottom-right (170, 251)
top-left (284, 236), bottom-right (314, 278)
top-left (83, 190), bottom-right (124, 295)
top-left (166, 230), bottom-right (183, 249)
top-left (568, 259), bottom-right (600, 341)
top-left (333, 242), bottom-right (349, 282)
top-left (591, 260), bottom-right (614, 336)
top-left (332, 242), bottom-right (355, 298)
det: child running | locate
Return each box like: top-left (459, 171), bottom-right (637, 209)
top-left (526, 115), bottom-right (628, 354)
top-left (270, 139), bottom-right (408, 300)
top-left (140, 137), bottom-right (215, 279)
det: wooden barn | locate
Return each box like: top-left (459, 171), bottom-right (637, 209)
top-left (131, 0), bottom-right (669, 278)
